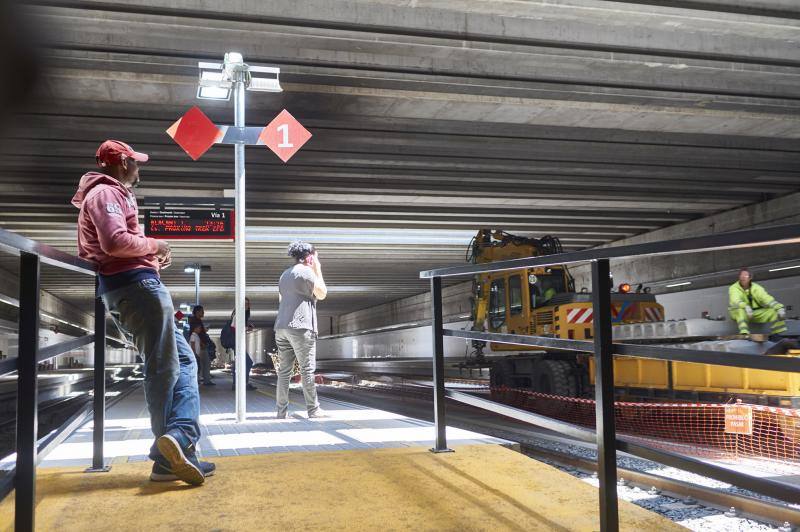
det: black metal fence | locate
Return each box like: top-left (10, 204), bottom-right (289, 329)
top-left (420, 224), bottom-right (800, 531)
top-left (0, 227), bottom-right (109, 531)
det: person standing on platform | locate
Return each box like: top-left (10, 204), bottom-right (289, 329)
top-left (729, 268), bottom-right (787, 340)
top-left (274, 241), bottom-right (327, 419)
top-left (229, 297), bottom-right (256, 390)
top-left (72, 140), bottom-right (213, 486)
top-left (188, 305), bottom-right (215, 386)
top-left (190, 321), bottom-right (214, 386)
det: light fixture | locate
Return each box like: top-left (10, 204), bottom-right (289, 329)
top-left (666, 281), bottom-right (692, 288)
top-left (247, 66), bottom-right (282, 93)
top-left (197, 86), bottom-right (231, 101)
top-left (196, 55), bottom-right (282, 102)
top-left (768, 264), bottom-right (800, 272)
top-left (184, 263), bottom-right (211, 273)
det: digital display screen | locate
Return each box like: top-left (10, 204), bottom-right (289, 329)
top-left (144, 209), bottom-right (234, 240)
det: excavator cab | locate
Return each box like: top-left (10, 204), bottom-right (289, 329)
top-left (469, 229), bottom-right (663, 396)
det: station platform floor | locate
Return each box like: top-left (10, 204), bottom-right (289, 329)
top-left (1, 373), bottom-right (683, 531)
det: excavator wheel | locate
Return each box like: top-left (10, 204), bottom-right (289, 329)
top-left (490, 360), bottom-right (507, 388)
top-left (534, 360), bottom-right (578, 397)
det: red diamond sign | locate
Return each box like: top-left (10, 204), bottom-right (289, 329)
top-left (166, 106), bottom-right (224, 161)
top-left (259, 110), bottom-right (312, 162)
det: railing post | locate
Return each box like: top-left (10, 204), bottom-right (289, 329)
top-left (430, 276), bottom-right (452, 453)
top-left (591, 259), bottom-right (619, 532)
top-left (87, 279), bottom-right (110, 473)
top-left (16, 252), bottom-right (40, 532)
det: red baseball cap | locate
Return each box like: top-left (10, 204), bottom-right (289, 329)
top-left (95, 140), bottom-right (149, 168)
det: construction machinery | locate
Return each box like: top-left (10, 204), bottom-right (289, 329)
top-left (469, 229), bottom-right (800, 408)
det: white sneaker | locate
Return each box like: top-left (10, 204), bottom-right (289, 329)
top-left (307, 408), bottom-right (328, 419)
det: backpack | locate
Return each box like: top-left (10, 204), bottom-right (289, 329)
top-left (220, 321), bottom-right (235, 350)
top-left (203, 332), bottom-right (217, 361)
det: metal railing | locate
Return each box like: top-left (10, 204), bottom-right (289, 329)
top-left (0, 227), bottom-right (110, 531)
top-left (420, 223), bottom-right (800, 531)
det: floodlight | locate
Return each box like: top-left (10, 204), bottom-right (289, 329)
top-left (225, 52), bottom-right (243, 65)
top-left (199, 70), bottom-right (229, 88)
top-left (197, 86), bottom-right (231, 101)
top-left (249, 75), bottom-right (282, 93)
top-left (197, 61), bottom-right (231, 100)
top-left (248, 65), bottom-right (282, 92)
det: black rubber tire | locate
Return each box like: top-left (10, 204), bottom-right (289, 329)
top-left (490, 361), bottom-right (506, 387)
top-left (534, 360), bottom-right (578, 397)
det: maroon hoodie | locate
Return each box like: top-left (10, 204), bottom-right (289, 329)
top-left (72, 172), bottom-right (160, 276)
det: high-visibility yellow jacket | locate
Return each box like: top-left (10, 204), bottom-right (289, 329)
top-left (728, 281), bottom-right (783, 312)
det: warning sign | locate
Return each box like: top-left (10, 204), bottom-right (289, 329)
top-left (724, 405), bottom-right (753, 435)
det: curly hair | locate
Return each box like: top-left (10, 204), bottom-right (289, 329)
top-left (287, 240), bottom-right (315, 262)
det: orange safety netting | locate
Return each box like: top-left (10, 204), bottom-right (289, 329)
top-left (492, 387), bottom-right (800, 466)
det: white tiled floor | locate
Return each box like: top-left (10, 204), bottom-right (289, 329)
top-left (36, 372), bottom-right (508, 468)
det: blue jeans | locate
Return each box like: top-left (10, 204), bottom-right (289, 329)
top-left (102, 278), bottom-right (201, 460)
top-left (231, 350), bottom-right (253, 385)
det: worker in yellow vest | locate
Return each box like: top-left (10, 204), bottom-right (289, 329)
top-left (729, 269), bottom-right (787, 339)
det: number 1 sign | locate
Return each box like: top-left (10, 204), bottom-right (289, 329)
top-left (259, 109), bottom-right (312, 162)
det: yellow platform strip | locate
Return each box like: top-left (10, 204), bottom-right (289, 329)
top-left (1, 444), bottom-right (683, 531)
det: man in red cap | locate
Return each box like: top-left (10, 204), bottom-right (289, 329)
top-left (72, 140), bottom-right (213, 485)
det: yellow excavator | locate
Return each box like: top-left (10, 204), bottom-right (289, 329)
top-left (469, 229), bottom-right (800, 407)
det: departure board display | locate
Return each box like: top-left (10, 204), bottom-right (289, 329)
top-left (145, 209), bottom-right (234, 240)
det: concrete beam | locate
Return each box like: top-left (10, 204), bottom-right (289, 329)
top-left (31, 68), bottom-right (800, 137)
top-left (28, 0), bottom-right (800, 64)
top-left (569, 191), bottom-right (800, 290)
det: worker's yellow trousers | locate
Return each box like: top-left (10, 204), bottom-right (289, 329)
top-left (729, 307), bottom-right (787, 335)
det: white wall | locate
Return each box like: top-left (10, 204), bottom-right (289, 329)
top-left (658, 275), bottom-right (800, 320)
top-left (318, 320), bottom-right (479, 360)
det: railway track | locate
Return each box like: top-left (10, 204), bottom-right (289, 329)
top-left (267, 371), bottom-right (799, 531)
top-left (0, 370), bottom-right (141, 460)
top-left (520, 444), bottom-right (798, 531)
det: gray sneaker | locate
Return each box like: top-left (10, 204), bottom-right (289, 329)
top-left (307, 408), bottom-right (328, 419)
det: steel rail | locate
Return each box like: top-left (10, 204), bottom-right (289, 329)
top-left (443, 388), bottom-right (800, 505)
top-left (521, 444), bottom-right (800, 529)
top-left (37, 334), bottom-right (95, 363)
top-left (0, 379), bottom-right (140, 501)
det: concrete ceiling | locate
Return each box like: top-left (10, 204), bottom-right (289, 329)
top-left (1, 0), bottom-right (799, 327)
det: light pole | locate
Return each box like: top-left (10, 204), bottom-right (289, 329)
top-left (197, 53), bottom-right (282, 422)
top-left (184, 264), bottom-right (210, 306)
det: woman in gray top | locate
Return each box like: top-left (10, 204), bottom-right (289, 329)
top-left (274, 241), bottom-right (328, 419)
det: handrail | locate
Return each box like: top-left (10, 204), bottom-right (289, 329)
top-left (444, 329), bottom-right (800, 373)
top-left (422, 223), bottom-right (800, 532)
top-left (420, 223), bottom-right (800, 278)
top-left (0, 227), bottom-right (96, 276)
top-left (0, 228), bottom-right (109, 531)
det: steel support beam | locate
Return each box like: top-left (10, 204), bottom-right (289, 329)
top-left (592, 259), bottom-right (619, 532)
top-left (15, 252), bottom-right (40, 532)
